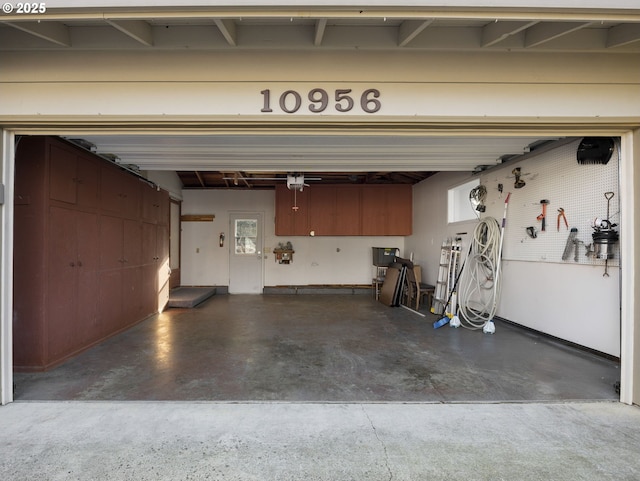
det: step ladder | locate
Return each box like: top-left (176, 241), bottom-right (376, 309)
top-left (431, 238), bottom-right (461, 316)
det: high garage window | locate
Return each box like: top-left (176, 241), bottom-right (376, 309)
top-left (448, 178), bottom-right (479, 223)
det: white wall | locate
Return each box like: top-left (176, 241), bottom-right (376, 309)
top-left (181, 189), bottom-right (405, 287)
top-left (181, 190), bottom-right (273, 286)
top-left (406, 171), bottom-right (479, 287)
top-left (499, 260), bottom-right (619, 356)
top-left (408, 144), bottom-right (621, 357)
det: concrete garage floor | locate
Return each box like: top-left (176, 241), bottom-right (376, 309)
top-left (13, 294), bottom-right (619, 402)
top-left (6, 295), bottom-right (636, 481)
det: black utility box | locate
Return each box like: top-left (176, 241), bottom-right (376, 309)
top-left (372, 247), bottom-right (399, 267)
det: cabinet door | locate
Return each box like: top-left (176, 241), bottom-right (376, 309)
top-left (158, 189), bottom-right (170, 225)
top-left (157, 224), bottom-right (169, 264)
top-left (99, 215), bottom-right (124, 270)
top-left (101, 165), bottom-right (140, 216)
top-left (141, 184), bottom-right (159, 223)
top-left (385, 184), bottom-right (412, 235)
top-left (121, 175), bottom-right (142, 220)
top-left (308, 186), bottom-right (336, 235)
top-left (142, 222), bottom-right (158, 265)
top-left (47, 207), bottom-right (78, 358)
top-left (97, 270), bottom-right (123, 337)
top-left (275, 185), bottom-right (293, 235)
top-left (123, 219), bottom-right (142, 267)
top-left (156, 225), bottom-right (170, 312)
top-left (335, 186), bottom-right (361, 235)
top-left (122, 266), bottom-right (143, 328)
top-left (100, 166), bottom-right (125, 213)
top-left (140, 224), bottom-right (169, 314)
top-left (361, 186), bottom-right (388, 235)
top-left (141, 264), bottom-right (158, 315)
top-left (76, 211), bottom-right (99, 344)
top-left (48, 208), bottom-right (100, 355)
top-left (142, 186), bottom-right (170, 225)
top-left (275, 185), bottom-right (309, 235)
top-left (49, 144), bottom-right (78, 204)
top-left (361, 185), bottom-right (412, 235)
top-left (49, 143), bottom-right (99, 209)
top-left (75, 156), bottom-right (99, 209)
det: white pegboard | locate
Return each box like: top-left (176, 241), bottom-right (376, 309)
top-left (479, 139), bottom-right (619, 266)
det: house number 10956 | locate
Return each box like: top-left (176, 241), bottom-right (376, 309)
top-left (260, 88), bottom-right (381, 114)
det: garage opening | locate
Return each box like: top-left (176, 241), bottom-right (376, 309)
top-left (9, 131), bottom-right (621, 402)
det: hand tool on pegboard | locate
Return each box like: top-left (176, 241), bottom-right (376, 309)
top-left (511, 167), bottom-right (526, 189)
top-left (537, 199), bottom-right (550, 231)
top-left (557, 208), bottom-right (568, 231)
top-left (562, 228), bottom-right (585, 262)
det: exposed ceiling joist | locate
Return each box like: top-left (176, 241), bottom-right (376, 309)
top-left (105, 19), bottom-right (154, 46)
top-left (3, 20), bottom-right (70, 46)
top-left (194, 171), bottom-right (206, 188)
top-left (239, 171), bottom-right (252, 188)
top-left (524, 21), bottom-right (592, 48)
top-left (314, 19), bottom-right (327, 46)
top-left (607, 23), bottom-right (640, 48)
top-left (214, 18), bottom-right (237, 46)
top-left (398, 19), bottom-right (434, 47)
top-left (481, 20), bottom-right (539, 47)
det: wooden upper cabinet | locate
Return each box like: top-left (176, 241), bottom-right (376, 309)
top-left (361, 186), bottom-right (388, 236)
top-left (385, 184), bottom-right (412, 235)
top-left (100, 165), bottom-right (141, 219)
top-left (158, 189), bottom-right (170, 225)
top-left (100, 166), bottom-right (124, 213)
top-left (141, 183), bottom-right (170, 225)
top-left (49, 144), bottom-right (76, 204)
top-left (141, 183), bottom-right (156, 223)
top-left (307, 185), bottom-right (362, 236)
top-left (49, 142), bottom-right (99, 209)
top-left (275, 184), bottom-right (410, 236)
top-left (362, 184), bottom-right (412, 236)
top-left (75, 155), bottom-right (99, 208)
top-left (308, 186), bottom-right (336, 235)
top-left (335, 186), bottom-right (362, 235)
top-left (275, 185), bottom-right (309, 236)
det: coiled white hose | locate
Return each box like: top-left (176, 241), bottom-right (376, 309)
top-left (458, 217), bottom-right (502, 330)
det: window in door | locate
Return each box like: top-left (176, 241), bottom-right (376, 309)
top-left (234, 219), bottom-right (258, 254)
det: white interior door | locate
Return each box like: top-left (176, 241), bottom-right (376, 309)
top-left (229, 213), bottom-right (264, 294)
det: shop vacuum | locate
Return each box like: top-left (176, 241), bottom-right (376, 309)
top-left (591, 192), bottom-right (619, 277)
